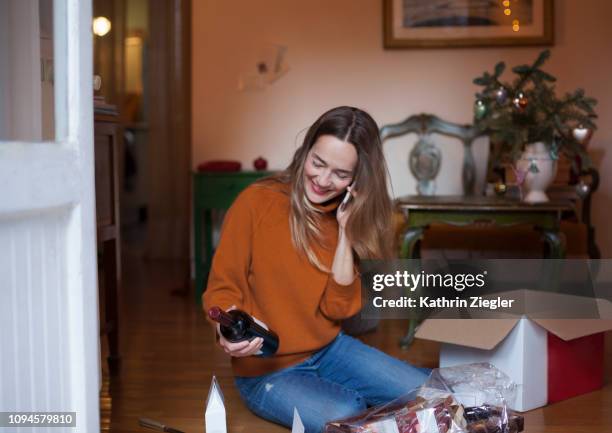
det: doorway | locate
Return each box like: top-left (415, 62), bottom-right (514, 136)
top-left (92, 0), bottom-right (191, 263)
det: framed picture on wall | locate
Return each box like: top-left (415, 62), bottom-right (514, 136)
top-left (383, 0), bottom-right (554, 48)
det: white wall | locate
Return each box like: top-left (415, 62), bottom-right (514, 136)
top-left (192, 0), bottom-right (612, 256)
top-left (0, 0), bottom-right (44, 141)
top-left (0, 0), bottom-right (10, 138)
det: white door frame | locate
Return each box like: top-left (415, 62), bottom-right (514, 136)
top-left (0, 0), bottom-right (100, 432)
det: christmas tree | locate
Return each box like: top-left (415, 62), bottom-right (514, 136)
top-left (473, 50), bottom-right (598, 171)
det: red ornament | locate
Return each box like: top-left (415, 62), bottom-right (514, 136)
top-left (253, 156), bottom-right (268, 171)
top-left (513, 92), bottom-right (528, 112)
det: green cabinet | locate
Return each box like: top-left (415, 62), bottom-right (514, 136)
top-left (193, 171), bottom-right (272, 303)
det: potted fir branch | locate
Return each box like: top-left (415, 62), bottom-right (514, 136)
top-left (472, 50), bottom-right (598, 203)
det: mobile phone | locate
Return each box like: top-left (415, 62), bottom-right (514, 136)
top-left (339, 184), bottom-right (354, 211)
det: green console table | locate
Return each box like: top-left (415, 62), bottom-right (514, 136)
top-left (395, 194), bottom-right (574, 347)
top-left (193, 171), bottom-right (272, 303)
top-left (397, 195), bottom-right (573, 260)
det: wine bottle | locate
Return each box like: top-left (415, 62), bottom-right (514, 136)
top-left (208, 307), bottom-right (279, 357)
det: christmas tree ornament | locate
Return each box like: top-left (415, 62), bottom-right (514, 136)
top-left (513, 92), bottom-right (528, 112)
top-left (549, 137), bottom-right (560, 160)
top-left (575, 180), bottom-right (590, 198)
top-left (494, 182), bottom-right (507, 196)
top-left (495, 86), bottom-right (508, 104)
top-left (572, 125), bottom-right (592, 145)
top-left (474, 100), bottom-right (487, 119)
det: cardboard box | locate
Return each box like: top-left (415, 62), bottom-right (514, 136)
top-left (416, 317), bottom-right (612, 412)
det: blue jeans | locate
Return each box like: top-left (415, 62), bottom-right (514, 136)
top-left (234, 332), bottom-right (430, 433)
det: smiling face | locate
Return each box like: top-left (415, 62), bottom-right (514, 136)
top-left (303, 134), bottom-right (358, 204)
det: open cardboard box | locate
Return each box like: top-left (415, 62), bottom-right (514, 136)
top-left (415, 293), bottom-right (612, 412)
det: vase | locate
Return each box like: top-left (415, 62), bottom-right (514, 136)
top-left (516, 142), bottom-right (558, 203)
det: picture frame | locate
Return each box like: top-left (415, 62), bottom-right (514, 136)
top-left (383, 0), bottom-right (554, 48)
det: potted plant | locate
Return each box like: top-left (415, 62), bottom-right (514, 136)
top-left (472, 50), bottom-right (598, 203)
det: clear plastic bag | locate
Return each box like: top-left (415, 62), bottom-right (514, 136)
top-left (325, 363), bottom-right (524, 433)
top-left (421, 363), bottom-right (517, 409)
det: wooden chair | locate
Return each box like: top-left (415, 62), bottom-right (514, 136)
top-left (380, 113), bottom-right (483, 196)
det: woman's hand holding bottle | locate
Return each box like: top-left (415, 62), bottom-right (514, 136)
top-left (218, 329), bottom-right (264, 357)
top-left (209, 305), bottom-right (279, 357)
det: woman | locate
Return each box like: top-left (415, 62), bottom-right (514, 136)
top-left (203, 106), bottom-right (428, 432)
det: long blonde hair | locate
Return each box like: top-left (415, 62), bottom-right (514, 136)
top-left (264, 106), bottom-right (394, 271)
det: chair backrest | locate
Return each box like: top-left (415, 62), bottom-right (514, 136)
top-left (380, 113), bottom-right (483, 196)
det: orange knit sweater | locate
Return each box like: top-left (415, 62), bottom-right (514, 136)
top-left (202, 181), bottom-right (362, 377)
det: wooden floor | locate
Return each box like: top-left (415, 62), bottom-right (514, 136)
top-left (102, 254), bottom-right (612, 433)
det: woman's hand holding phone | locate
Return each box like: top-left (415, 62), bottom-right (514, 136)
top-left (339, 188), bottom-right (353, 212)
top-left (337, 184), bottom-right (355, 229)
